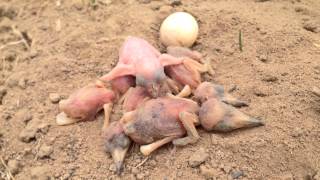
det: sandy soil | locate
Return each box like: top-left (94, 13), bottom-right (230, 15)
top-left (0, 0), bottom-right (320, 179)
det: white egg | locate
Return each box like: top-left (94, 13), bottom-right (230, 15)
top-left (160, 12), bottom-right (199, 47)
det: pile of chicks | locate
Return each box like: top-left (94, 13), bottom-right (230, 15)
top-left (55, 36), bottom-right (264, 174)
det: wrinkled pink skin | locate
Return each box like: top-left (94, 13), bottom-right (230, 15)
top-left (59, 83), bottom-right (115, 121)
top-left (123, 97), bottom-right (199, 145)
top-left (123, 87), bottom-right (150, 112)
top-left (165, 64), bottom-right (200, 88)
top-left (165, 46), bottom-right (203, 88)
top-left (100, 36), bottom-right (176, 97)
top-left (111, 76), bottom-right (135, 95)
top-left (193, 82), bottom-right (225, 103)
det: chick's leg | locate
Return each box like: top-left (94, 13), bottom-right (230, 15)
top-left (165, 78), bottom-right (182, 94)
top-left (100, 64), bottom-right (135, 82)
top-left (173, 111), bottom-right (200, 146)
top-left (140, 136), bottom-right (178, 156)
top-left (183, 57), bottom-right (214, 74)
top-left (167, 46), bottom-right (202, 61)
top-left (102, 103), bottom-right (113, 130)
top-left (176, 85), bottom-right (192, 98)
top-left (159, 54), bottom-right (184, 66)
top-left (119, 111), bottom-right (136, 124)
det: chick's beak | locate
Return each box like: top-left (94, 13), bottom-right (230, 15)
top-left (111, 147), bottom-right (130, 175)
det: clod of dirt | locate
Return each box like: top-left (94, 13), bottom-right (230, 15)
top-left (253, 87), bottom-right (269, 97)
top-left (169, 0), bottom-right (182, 6)
top-left (303, 21), bottom-right (319, 33)
top-left (261, 74), bottom-right (278, 82)
top-left (200, 165), bottom-right (219, 179)
top-left (30, 166), bottom-right (50, 180)
top-left (19, 120), bottom-right (50, 143)
top-left (188, 148), bottom-right (209, 167)
top-left (0, 86), bottom-right (7, 104)
top-left (231, 170), bottom-right (244, 179)
top-left (22, 148), bottom-right (33, 159)
top-left (314, 171), bottom-right (320, 180)
top-left (8, 159), bottom-right (22, 175)
top-left (257, 54), bottom-right (269, 63)
top-left (312, 87), bottom-right (320, 97)
top-left (138, 0), bottom-right (151, 4)
top-left (108, 164), bottom-right (116, 173)
top-left (136, 173), bottom-right (145, 180)
top-left (5, 76), bottom-right (19, 88)
top-left (2, 111), bottom-right (12, 120)
top-left (131, 167), bottom-right (139, 174)
top-left (274, 173), bottom-right (294, 180)
top-left (176, 171), bottom-right (183, 177)
top-left (49, 93), bottom-right (61, 103)
top-left (15, 109), bottom-right (33, 124)
top-left (19, 126), bottom-right (38, 143)
top-left (37, 122), bottom-right (50, 134)
top-left (158, 5), bottom-right (173, 20)
top-left (294, 6), bottom-right (310, 14)
top-left (255, 0), bottom-right (271, 2)
top-left (38, 145), bottom-right (53, 159)
top-left (4, 51), bottom-right (17, 62)
top-left (0, 17), bottom-right (12, 31)
top-left (222, 165), bottom-right (232, 174)
top-left (98, 0), bottom-right (113, 6)
top-left (18, 78), bottom-right (27, 89)
top-left (0, 5), bottom-right (17, 19)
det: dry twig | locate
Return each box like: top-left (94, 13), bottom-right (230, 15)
top-left (11, 25), bottom-right (30, 50)
top-left (0, 156), bottom-right (15, 180)
top-left (135, 156), bottom-right (149, 168)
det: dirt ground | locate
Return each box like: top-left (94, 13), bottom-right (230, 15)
top-left (0, 0), bottom-right (320, 179)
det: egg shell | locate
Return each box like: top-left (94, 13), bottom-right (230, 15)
top-left (160, 12), bottom-right (199, 47)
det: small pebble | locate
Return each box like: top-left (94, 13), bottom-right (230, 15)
top-left (18, 78), bottom-right (27, 89)
top-left (231, 170), bottom-right (244, 179)
top-left (15, 109), bottom-right (33, 124)
top-left (303, 21), bottom-right (319, 33)
top-left (257, 54), bottom-right (268, 63)
top-left (8, 159), bottom-right (22, 175)
top-left (38, 145), bottom-right (53, 159)
top-left (200, 165), bottom-right (219, 179)
top-left (136, 173), bottom-right (144, 180)
top-left (49, 93), bottom-right (61, 103)
top-left (188, 148), bottom-right (209, 167)
top-left (109, 164), bottom-right (116, 172)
